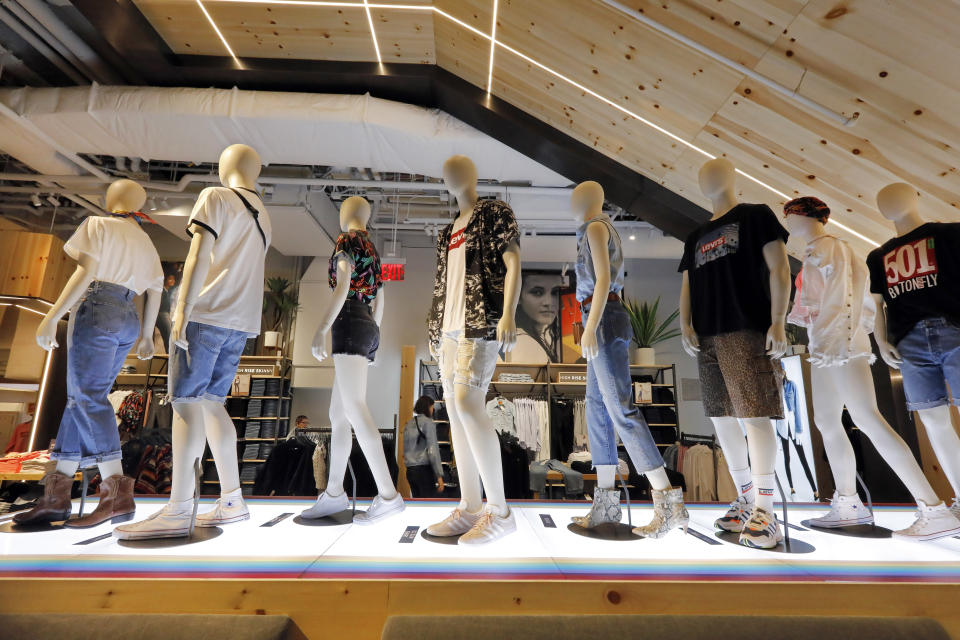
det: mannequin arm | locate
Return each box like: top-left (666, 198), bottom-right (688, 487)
top-left (372, 284), bottom-right (385, 326)
top-left (679, 271), bottom-right (699, 356)
top-left (581, 221), bottom-right (611, 360)
top-left (497, 240), bottom-right (521, 353)
top-left (36, 254), bottom-right (98, 351)
top-left (871, 293), bottom-right (902, 368)
top-left (171, 227), bottom-right (215, 349)
top-left (135, 288), bottom-right (161, 360)
top-left (311, 257), bottom-right (351, 362)
top-left (762, 240), bottom-right (790, 357)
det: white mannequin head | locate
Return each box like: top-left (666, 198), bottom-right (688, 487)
top-left (783, 214), bottom-right (823, 243)
top-left (876, 182), bottom-right (919, 222)
top-left (218, 144), bottom-right (261, 189)
top-left (570, 181), bottom-right (604, 223)
top-left (698, 158), bottom-right (736, 200)
top-left (104, 178), bottom-right (146, 214)
top-left (339, 196), bottom-right (371, 232)
top-left (442, 155), bottom-right (478, 197)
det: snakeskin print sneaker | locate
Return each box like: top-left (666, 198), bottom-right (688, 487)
top-left (633, 487), bottom-right (689, 539)
top-left (571, 487), bottom-right (622, 528)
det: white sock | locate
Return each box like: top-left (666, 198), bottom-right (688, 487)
top-left (595, 465), bottom-right (616, 490)
top-left (56, 460), bottom-right (79, 476)
top-left (729, 466), bottom-right (754, 504)
top-left (755, 473), bottom-right (776, 512)
top-left (98, 459), bottom-right (123, 480)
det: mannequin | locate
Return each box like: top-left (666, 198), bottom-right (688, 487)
top-left (784, 196), bottom-right (959, 540)
top-left (424, 155), bottom-right (521, 545)
top-left (115, 144), bottom-right (272, 540)
top-left (866, 183), bottom-right (960, 531)
top-left (300, 196), bottom-right (403, 524)
top-left (15, 179), bottom-right (162, 528)
top-left (678, 158), bottom-right (790, 549)
top-left (568, 181), bottom-right (688, 537)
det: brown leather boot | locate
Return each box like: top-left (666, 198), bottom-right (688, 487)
top-left (13, 471), bottom-right (73, 526)
top-left (65, 475), bottom-right (135, 529)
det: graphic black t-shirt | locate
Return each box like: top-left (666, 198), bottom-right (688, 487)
top-left (866, 222), bottom-right (960, 345)
top-left (678, 203), bottom-right (789, 337)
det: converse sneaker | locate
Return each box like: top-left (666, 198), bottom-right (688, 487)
top-left (301, 491), bottom-right (349, 520)
top-left (196, 490), bottom-right (249, 527)
top-left (352, 493), bottom-right (405, 525)
top-left (458, 507), bottom-right (516, 545)
top-left (715, 496), bottom-right (752, 533)
top-left (571, 487), bottom-right (621, 528)
top-left (808, 492), bottom-right (874, 528)
top-left (892, 501), bottom-right (960, 542)
top-left (426, 507), bottom-right (482, 537)
top-left (113, 502), bottom-right (193, 540)
top-left (739, 506), bottom-right (783, 549)
top-left (949, 497), bottom-right (959, 520)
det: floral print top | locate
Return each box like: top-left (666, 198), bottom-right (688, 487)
top-left (428, 198), bottom-right (520, 346)
top-left (328, 229), bottom-right (383, 304)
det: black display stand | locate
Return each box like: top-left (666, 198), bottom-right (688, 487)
top-left (294, 460), bottom-right (357, 527)
top-left (566, 471), bottom-right (641, 541)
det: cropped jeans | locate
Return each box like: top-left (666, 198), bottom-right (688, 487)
top-left (52, 281), bottom-right (139, 467)
top-left (585, 300), bottom-right (664, 473)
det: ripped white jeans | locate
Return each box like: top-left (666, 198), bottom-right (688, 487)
top-left (438, 330), bottom-right (499, 396)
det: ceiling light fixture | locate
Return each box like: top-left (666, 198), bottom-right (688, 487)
top-left (203, 0), bottom-right (879, 247)
top-left (15, 304), bottom-right (46, 318)
top-left (362, 0), bottom-right (383, 64)
top-left (628, 234), bottom-right (636, 241)
top-left (486, 0), bottom-right (499, 92)
top-left (196, 1), bottom-right (242, 68)
top-left (30, 193), bottom-right (41, 207)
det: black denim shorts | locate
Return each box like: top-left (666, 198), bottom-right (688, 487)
top-left (331, 299), bottom-right (380, 362)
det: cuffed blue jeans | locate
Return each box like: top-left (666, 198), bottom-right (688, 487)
top-left (585, 300), bottom-right (665, 473)
top-left (51, 281), bottom-right (139, 467)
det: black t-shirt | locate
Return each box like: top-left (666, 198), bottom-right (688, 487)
top-left (866, 222), bottom-right (960, 345)
top-left (678, 203), bottom-right (789, 337)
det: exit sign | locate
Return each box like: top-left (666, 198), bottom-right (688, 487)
top-left (382, 263), bottom-right (405, 281)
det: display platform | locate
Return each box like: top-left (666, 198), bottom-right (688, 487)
top-left (2, 497), bottom-right (959, 639)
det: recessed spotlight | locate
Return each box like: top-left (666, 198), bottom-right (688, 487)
top-left (628, 234), bottom-right (636, 241)
top-left (147, 198), bottom-right (158, 211)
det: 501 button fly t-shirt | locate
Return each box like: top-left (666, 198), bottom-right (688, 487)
top-left (866, 222), bottom-right (960, 345)
top-left (678, 203), bottom-right (789, 338)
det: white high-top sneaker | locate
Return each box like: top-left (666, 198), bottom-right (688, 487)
top-left (949, 497), bottom-right (959, 520)
top-left (353, 493), bottom-right (405, 525)
top-left (196, 489), bottom-right (250, 527)
top-left (113, 501), bottom-right (193, 540)
top-left (893, 501), bottom-right (960, 542)
top-left (808, 492), bottom-right (874, 528)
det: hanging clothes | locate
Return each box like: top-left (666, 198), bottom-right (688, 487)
top-left (682, 444), bottom-right (718, 502)
top-left (254, 437), bottom-right (318, 497)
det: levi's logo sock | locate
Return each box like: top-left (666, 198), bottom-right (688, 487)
top-left (755, 473), bottom-right (776, 513)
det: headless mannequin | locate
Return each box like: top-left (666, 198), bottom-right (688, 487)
top-left (432, 155), bottom-right (521, 518)
top-left (37, 179), bottom-right (160, 481)
top-left (311, 196), bottom-right (397, 501)
top-left (873, 183), bottom-right (960, 499)
top-left (785, 213), bottom-right (939, 506)
top-left (164, 144), bottom-right (262, 507)
top-left (571, 181), bottom-right (671, 493)
top-left (680, 158), bottom-right (790, 513)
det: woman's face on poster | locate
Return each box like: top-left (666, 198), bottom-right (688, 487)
top-left (520, 274), bottom-right (561, 329)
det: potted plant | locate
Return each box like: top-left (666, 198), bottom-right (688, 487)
top-left (623, 296), bottom-right (681, 366)
top-left (262, 277), bottom-right (299, 352)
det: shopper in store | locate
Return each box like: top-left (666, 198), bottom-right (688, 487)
top-left (424, 154), bottom-right (522, 544)
top-left (115, 144), bottom-right (272, 540)
top-left (567, 181), bottom-right (689, 538)
top-left (14, 179), bottom-right (163, 528)
top-left (403, 396), bottom-right (445, 497)
top-left (299, 195), bottom-right (404, 524)
top-left (678, 158), bottom-right (792, 549)
top-left (785, 195), bottom-right (960, 540)
top-left (867, 182), bottom-right (960, 527)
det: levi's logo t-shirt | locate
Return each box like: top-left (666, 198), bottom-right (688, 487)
top-left (695, 223), bottom-right (740, 268)
top-left (442, 222), bottom-right (468, 333)
top-left (867, 222), bottom-right (960, 344)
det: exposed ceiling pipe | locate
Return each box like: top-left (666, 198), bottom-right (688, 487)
top-left (599, 0), bottom-right (858, 127)
top-left (0, 105), bottom-right (109, 180)
top-left (1, 0), bottom-right (96, 82)
top-left (0, 41), bottom-right (46, 85)
top-left (0, 4), bottom-right (85, 84)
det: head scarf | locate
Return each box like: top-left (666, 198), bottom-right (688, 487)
top-left (110, 211), bottom-right (157, 225)
top-left (783, 196), bottom-right (830, 223)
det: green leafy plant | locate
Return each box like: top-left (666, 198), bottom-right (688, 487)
top-left (263, 277), bottom-right (299, 336)
top-left (623, 296), bottom-right (681, 348)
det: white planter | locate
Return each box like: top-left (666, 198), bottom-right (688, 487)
top-left (632, 346), bottom-right (656, 366)
top-left (263, 331), bottom-right (280, 348)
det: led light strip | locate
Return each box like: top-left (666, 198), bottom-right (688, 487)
top-left (196, 0), bottom-right (241, 66)
top-left (199, 0), bottom-right (880, 247)
top-left (362, 0), bottom-right (383, 64)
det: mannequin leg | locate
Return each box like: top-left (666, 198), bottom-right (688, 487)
top-left (98, 459), bottom-right (123, 480)
top-left (712, 417), bottom-right (753, 500)
top-left (916, 406), bottom-right (960, 497)
top-left (199, 399), bottom-right (241, 494)
top-left (332, 354), bottom-right (397, 499)
top-left (168, 402), bottom-right (209, 503)
top-left (811, 366), bottom-right (857, 496)
top-left (778, 434), bottom-right (795, 490)
top-left (595, 465), bottom-right (616, 490)
top-left (324, 375), bottom-right (353, 497)
top-left (446, 397), bottom-right (483, 513)
top-left (56, 460), bottom-right (80, 477)
top-left (742, 417), bottom-right (778, 513)
top-left (453, 383), bottom-right (507, 516)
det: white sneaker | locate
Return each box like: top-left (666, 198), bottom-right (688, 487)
top-left (301, 491), bottom-right (349, 519)
top-left (196, 491), bottom-right (249, 527)
top-left (353, 493), bottom-right (405, 525)
top-left (458, 507), bottom-right (516, 545)
top-left (715, 496), bottom-right (752, 533)
top-left (426, 508), bottom-right (482, 537)
top-left (950, 497), bottom-right (959, 520)
top-left (808, 492), bottom-right (874, 528)
top-left (113, 503), bottom-right (193, 540)
top-left (893, 501), bottom-right (960, 542)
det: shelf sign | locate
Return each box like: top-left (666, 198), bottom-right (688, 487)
top-left (382, 263), bottom-right (405, 281)
top-left (237, 365), bottom-right (277, 376)
top-left (558, 372), bottom-right (587, 383)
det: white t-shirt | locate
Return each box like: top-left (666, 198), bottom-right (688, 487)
top-left (187, 186), bottom-right (272, 335)
top-left (441, 219), bottom-right (468, 333)
top-left (64, 216), bottom-right (163, 295)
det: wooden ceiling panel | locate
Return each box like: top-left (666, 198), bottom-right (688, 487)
top-left (133, 0), bottom-right (219, 56)
top-left (370, 6), bottom-right (436, 63)
top-left (433, 0), bottom-right (493, 34)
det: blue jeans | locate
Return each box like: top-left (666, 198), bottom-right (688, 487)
top-left (585, 300), bottom-right (664, 472)
top-left (897, 318), bottom-right (960, 411)
top-left (170, 321), bottom-right (249, 403)
top-left (52, 282), bottom-right (139, 467)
